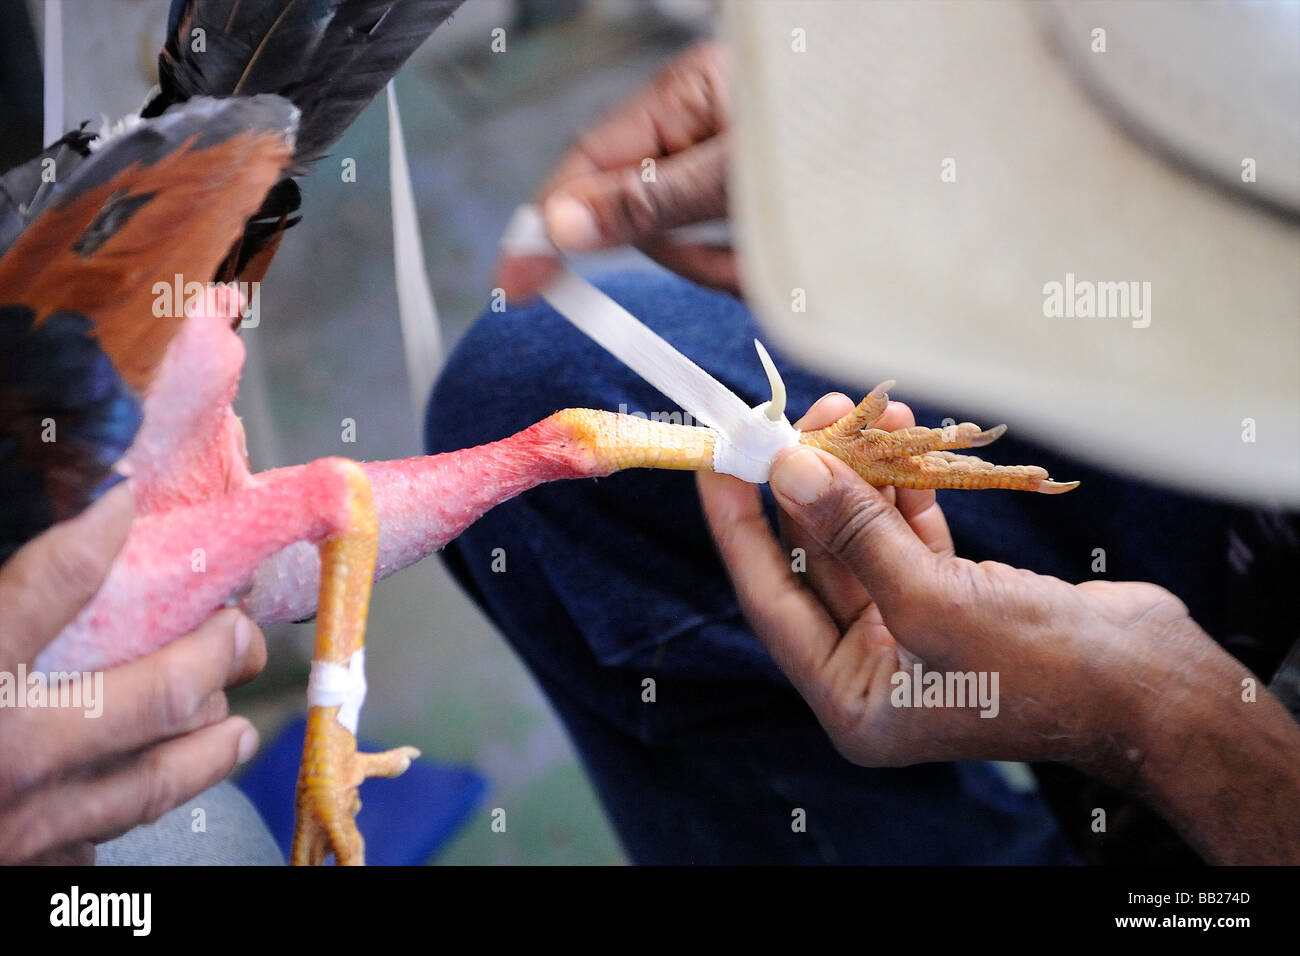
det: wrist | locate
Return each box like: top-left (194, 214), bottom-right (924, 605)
top-left (1125, 633), bottom-right (1300, 864)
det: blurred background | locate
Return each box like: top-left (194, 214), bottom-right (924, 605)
top-left (5, 0), bottom-right (716, 864)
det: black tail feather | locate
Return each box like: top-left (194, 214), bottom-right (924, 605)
top-left (0, 96), bottom-right (297, 560)
top-left (0, 127), bottom-right (97, 260)
top-left (143, 0), bottom-right (461, 281)
top-left (146, 0), bottom-right (462, 165)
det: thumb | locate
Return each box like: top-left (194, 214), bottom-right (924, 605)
top-left (769, 447), bottom-right (941, 625)
top-left (542, 134), bottom-right (729, 252)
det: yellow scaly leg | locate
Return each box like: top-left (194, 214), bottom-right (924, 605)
top-left (551, 381), bottom-right (1078, 494)
top-left (291, 460), bottom-right (419, 866)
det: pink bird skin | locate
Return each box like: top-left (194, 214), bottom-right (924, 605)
top-left (24, 285), bottom-right (1073, 866)
top-left (35, 288), bottom-right (1072, 677)
top-left (36, 291), bottom-right (611, 674)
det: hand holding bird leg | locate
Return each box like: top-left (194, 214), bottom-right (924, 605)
top-left (799, 382), bottom-right (1079, 494)
top-left (697, 394), bottom-right (1300, 864)
top-left (532, 379), bottom-right (1076, 495)
top-left (0, 484), bottom-right (265, 865)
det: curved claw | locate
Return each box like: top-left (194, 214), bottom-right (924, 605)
top-left (970, 423), bottom-right (1008, 447)
top-left (804, 390), bottom-right (1079, 493)
top-left (1035, 479), bottom-right (1081, 494)
top-left (754, 339), bottom-right (787, 421)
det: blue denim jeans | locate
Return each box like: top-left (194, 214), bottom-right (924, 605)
top-left (425, 270), bottom-right (1238, 865)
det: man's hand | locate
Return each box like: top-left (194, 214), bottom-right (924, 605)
top-left (495, 41), bottom-right (735, 298)
top-left (0, 483), bottom-right (267, 865)
top-left (698, 393), bottom-right (1300, 863)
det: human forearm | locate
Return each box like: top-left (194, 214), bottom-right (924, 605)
top-left (714, 407), bottom-right (1299, 864)
top-left (1131, 640), bottom-right (1300, 864)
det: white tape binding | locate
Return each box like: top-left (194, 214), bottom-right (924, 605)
top-left (387, 84), bottom-right (443, 421)
top-left (306, 648), bottom-right (367, 735)
top-left (500, 204), bottom-right (799, 483)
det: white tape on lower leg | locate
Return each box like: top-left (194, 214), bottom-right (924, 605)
top-left (711, 406), bottom-right (800, 484)
top-left (499, 204), bottom-right (800, 483)
top-left (307, 649), bottom-right (367, 735)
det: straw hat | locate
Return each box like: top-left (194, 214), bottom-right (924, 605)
top-left (724, 0), bottom-right (1299, 505)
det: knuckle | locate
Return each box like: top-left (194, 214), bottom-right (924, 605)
top-left (652, 164), bottom-right (700, 224)
top-left (203, 692), bottom-right (230, 725)
top-left (946, 557), bottom-right (985, 594)
top-left (614, 175), bottom-right (663, 236)
top-left (826, 721), bottom-right (888, 768)
top-left (1132, 581), bottom-right (1187, 615)
top-left (929, 559), bottom-right (981, 622)
top-left (662, 53), bottom-right (726, 133)
top-left (572, 128), bottom-right (609, 168)
top-left (155, 662), bottom-right (205, 732)
top-left (78, 784), bottom-right (114, 832)
top-left (138, 749), bottom-right (179, 825)
top-left (814, 667), bottom-right (870, 746)
top-left (970, 560), bottom-right (1053, 626)
top-left (825, 492), bottom-right (890, 561)
top-left (820, 691), bottom-right (863, 743)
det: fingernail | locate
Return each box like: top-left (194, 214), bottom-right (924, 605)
top-left (770, 448), bottom-right (833, 504)
top-left (232, 613), bottom-right (251, 661)
top-left (544, 196), bottom-right (601, 250)
top-left (236, 726), bottom-right (259, 765)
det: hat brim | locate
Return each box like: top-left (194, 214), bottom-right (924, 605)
top-left (726, 0), bottom-right (1300, 505)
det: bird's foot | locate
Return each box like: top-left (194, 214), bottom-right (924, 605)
top-left (800, 381), bottom-right (1079, 493)
top-left (291, 705), bottom-right (419, 866)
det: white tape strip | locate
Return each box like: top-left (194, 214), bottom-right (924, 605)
top-left (387, 84), bottom-right (443, 422)
top-left (306, 648), bottom-right (367, 735)
top-left (500, 204), bottom-right (799, 483)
